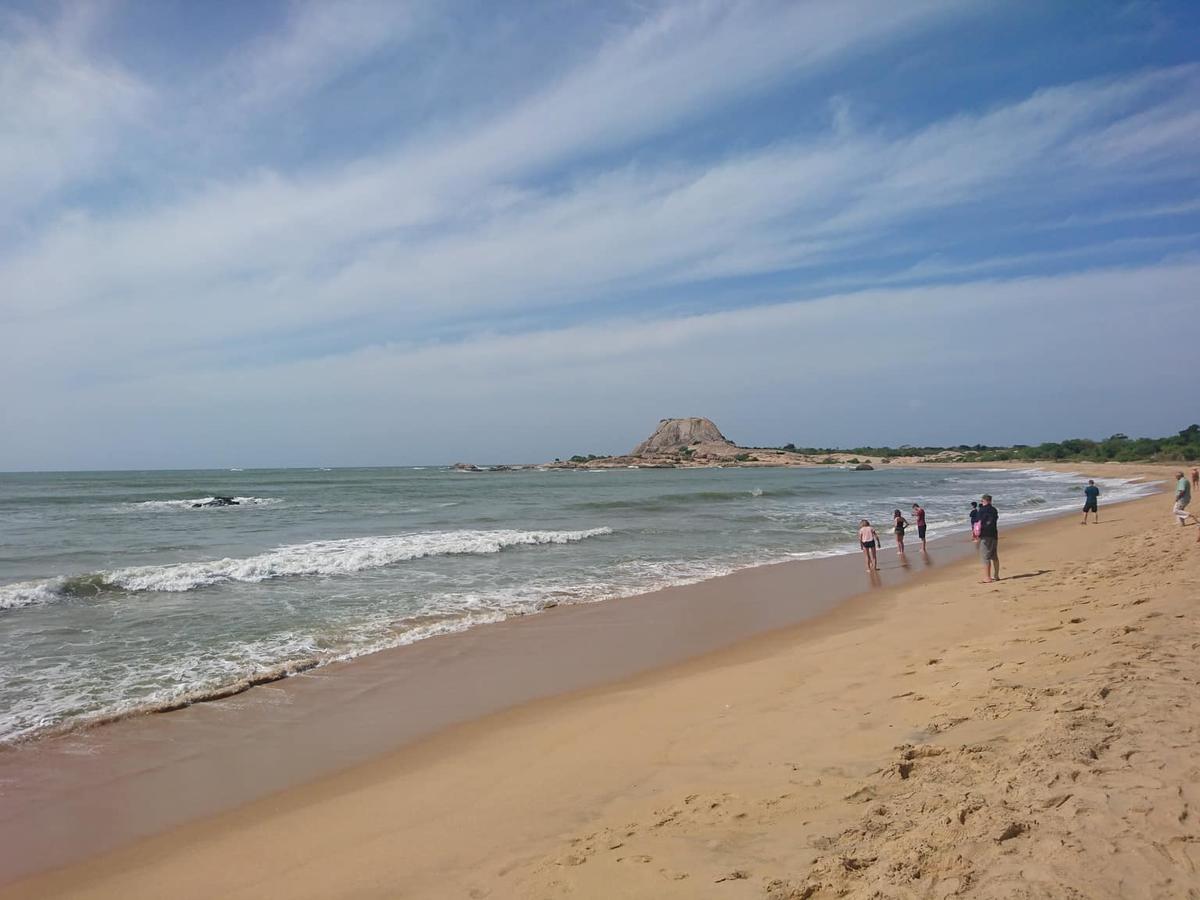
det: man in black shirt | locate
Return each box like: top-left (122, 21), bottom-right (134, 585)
top-left (978, 494), bottom-right (1000, 583)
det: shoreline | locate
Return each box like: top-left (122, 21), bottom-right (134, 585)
top-left (0, 513), bottom-right (982, 884)
top-left (0, 462), bottom-right (1155, 749)
top-left (0, 465), bottom-right (1177, 895)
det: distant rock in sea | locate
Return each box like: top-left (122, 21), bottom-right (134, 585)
top-left (854, 463), bottom-right (875, 471)
top-left (192, 496), bottom-right (239, 508)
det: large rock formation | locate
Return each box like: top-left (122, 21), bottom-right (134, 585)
top-left (631, 418), bottom-right (736, 458)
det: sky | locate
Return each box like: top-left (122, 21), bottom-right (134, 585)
top-left (1, 0), bottom-right (1198, 470)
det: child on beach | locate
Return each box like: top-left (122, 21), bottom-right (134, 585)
top-left (969, 501), bottom-right (981, 542)
top-left (892, 509), bottom-right (909, 556)
top-left (858, 519), bottom-right (880, 572)
top-left (911, 502), bottom-right (927, 550)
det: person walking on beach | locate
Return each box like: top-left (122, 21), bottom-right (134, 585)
top-left (978, 494), bottom-right (1000, 583)
top-left (858, 519), bottom-right (881, 572)
top-left (892, 509), bottom-right (909, 557)
top-left (1192, 467), bottom-right (1199, 492)
top-left (1175, 472), bottom-right (1192, 526)
top-left (1081, 479), bottom-right (1100, 525)
top-left (912, 502), bottom-right (927, 551)
top-left (969, 501), bottom-right (981, 543)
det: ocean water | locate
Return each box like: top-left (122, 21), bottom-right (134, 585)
top-left (0, 465), bottom-right (1151, 744)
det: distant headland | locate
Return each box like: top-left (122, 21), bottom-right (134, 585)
top-left (547, 417), bottom-right (902, 469)
top-left (546, 419), bottom-right (1200, 469)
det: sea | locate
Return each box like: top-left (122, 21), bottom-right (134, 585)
top-left (0, 464), bottom-right (1153, 745)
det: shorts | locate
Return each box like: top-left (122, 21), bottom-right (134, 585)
top-left (860, 540), bottom-right (876, 550)
top-left (917, 524), bottom-right (927, 539)
top-left (1083, 500), bottom-right (1097, 512)
top-left (980, 536), bottom-right (998, 561)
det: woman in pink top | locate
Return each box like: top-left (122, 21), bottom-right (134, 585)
top-left (858, 519), bottom-right (880, 572)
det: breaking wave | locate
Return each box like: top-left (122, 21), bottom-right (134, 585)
top-left (0, 527), bottom-right (612, 610)
top-left (122, 496), bottom-right (283, 511)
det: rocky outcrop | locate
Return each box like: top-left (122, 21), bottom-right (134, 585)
top-left (192, 496), bottom-right (239, 508)
top-left (549, 418), bottom-right (892, 469)
top-left (631, 418), bottom-right (735, 458)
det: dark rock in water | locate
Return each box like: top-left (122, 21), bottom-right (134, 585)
top-left (453, 463), bottom-right (483, 472)
top-left (192, 496), bottom-right (239, 508)
top-left (853, 463), bottom-right (874, 471)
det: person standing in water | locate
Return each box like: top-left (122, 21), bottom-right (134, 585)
top-left (978, 494), bottom-right (1000, 582)
top-left (969, 501), bottom-right (981, 542)
top-left (1081, 479), bottom-right (1100, 525)
top-left (892, 509), bottom-right (909, 557)
top-left (858, 519), bottom-right (881, 572)
top-left (911, 502), bottom-right (927, 551)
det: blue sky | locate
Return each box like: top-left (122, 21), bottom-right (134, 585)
top-left (1, 0), bottom-right (1198, 470)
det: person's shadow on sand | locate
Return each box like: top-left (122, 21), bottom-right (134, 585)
top-left (1006, 569), bottom-right (1052, 581)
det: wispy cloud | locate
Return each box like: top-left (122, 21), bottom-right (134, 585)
top-left (7, 261), bottom-right (1194, 468)
top-left (0, 5), bottom-right (148, 230)
top-left (5, 64), bottom-right (1195, 346)
top-left (221, 0), bottom-right (425, 111)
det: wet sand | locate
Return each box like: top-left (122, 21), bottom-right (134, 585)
top-left (6, 466), bottom-right (1197, 898)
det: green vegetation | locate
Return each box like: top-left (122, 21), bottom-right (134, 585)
top-left (770, 426), bottom-right (1200, 464)
top-left (734, 452), bottom-right (757, 462)
top-left (569, 454), bottom-right (605, 463)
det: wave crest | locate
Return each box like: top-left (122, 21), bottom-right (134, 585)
top-left (123, 496), bottom-right (282, 511)
top-left (0, 527), bottom-right (612, 610)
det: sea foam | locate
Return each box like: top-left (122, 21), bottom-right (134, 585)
top-left (122, 496), bottom-right (282, 511)
top-left (0, 527), bottom-right (612, 609)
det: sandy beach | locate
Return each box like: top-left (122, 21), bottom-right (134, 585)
top-left (5, 468), bottom-right (1199, 899)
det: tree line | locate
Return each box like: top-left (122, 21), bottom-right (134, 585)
top-left (774, 425), bottom-right (1200, 463)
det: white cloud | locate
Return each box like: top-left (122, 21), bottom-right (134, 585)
top-left (0, 1), bottom-right (974, 326)
top-left (0, 7), bottom-right (148, 229)
top-left (4, 261), bottom-right (1191, 469)
top-left (2, 62), bottom-right (1196, 395)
